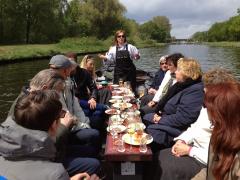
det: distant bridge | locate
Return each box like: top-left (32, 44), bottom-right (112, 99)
top-left (171, 38), bottom-right (194, 44)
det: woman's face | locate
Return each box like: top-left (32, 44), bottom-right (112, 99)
top-left (167, 61), bottom-right (177, 73)
top-left (86, 59), bottom-right (94, 72)
top-left (117, 33), bottom-right (125, 45)
top-left (175, 68), bottom-right (185, 82)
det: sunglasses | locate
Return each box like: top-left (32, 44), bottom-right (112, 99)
top-left (117, 35), bottom-right (125, 38)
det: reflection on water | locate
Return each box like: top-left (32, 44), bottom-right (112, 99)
top-left (0, 44), bottom-right (240, 121)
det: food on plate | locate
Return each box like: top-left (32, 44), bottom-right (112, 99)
top-left (105, 109), bottom-right (120, 115)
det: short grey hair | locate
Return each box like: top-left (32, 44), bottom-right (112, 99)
top-left (203, 68), bottom-right (238, 86)
top-left (30, 69), bottom-right (64, 90)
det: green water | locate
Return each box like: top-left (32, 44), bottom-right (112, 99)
top-left (1, 44), bottom-right (240, 121)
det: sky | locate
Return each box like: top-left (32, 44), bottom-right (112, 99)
top-left (119, 0), bottom-right (240, 39)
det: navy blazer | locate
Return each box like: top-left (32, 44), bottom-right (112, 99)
top-left (146, 82), bottom-right (204, 137)
top-left (150, 69), bottom-right (166, 90)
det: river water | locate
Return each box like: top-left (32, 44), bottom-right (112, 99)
top-left (0, 44), bottom-right (240, 121)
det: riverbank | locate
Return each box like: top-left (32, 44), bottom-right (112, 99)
top-left (0, 37), bottom-right (164, 64)
top-left (205, 41), bottom-right (240, 47)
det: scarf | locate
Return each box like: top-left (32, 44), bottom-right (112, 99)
top-left (155, 77), bottom-right (202, 115)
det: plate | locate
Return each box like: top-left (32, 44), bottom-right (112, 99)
top-left (111, 84), bottom-right (119, 88)
top-left (111, 95), bottom-right (123, 99)
top-left (105, 109), bottom-right (120, 115)
top-left (107, 124), bottom-right (126, 133)
top-left (109, 99), bottom-right (118, 104)
top-left (110, 115), bottom-right (125, 124)
top-left (122, 133), bottom-right (153, 146)
top-left (112, 102), bottom-right (132, 109)
top-left (127, 122), bottom-right (146, 130)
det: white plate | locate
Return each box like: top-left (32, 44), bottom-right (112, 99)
top-left (109, 99), bottom-right (117, 104)
top-left (105, 109), bottom-right (120, 115)
top-left (112, 103), bottom-right (132, 109)
top-left (110, 115), bottom-right (124, 124)
top-left (111, 95), bottom-right (123, 99)
top-left (122, 133), bottom-right (153, 146)
top-left (127, 122), bottom-right (146, 130)
top-left (111, 84), bottom-right (119, 88)
top-left (107, 124), bottom-right (126, 133)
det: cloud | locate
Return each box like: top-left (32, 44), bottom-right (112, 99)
top-left (119, 0), bottom-right (240, 38)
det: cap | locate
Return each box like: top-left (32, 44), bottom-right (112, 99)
top-left (49, 55), bottom-right (72, 69)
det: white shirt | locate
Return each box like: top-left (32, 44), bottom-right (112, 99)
top-left (152, 70), bottom-right (177, 102)
top-left (105, 43), bottom-right (140, 62)
top-left (174, 107), bottom-right (212, 165)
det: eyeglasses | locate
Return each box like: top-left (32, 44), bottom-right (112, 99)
top-left (117, 35), bottom-right (125, 38)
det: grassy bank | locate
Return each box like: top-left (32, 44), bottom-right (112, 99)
top-left (0, 37), bottom-right (165, 63)
top-left (205, 41), bottom-right (240, 47)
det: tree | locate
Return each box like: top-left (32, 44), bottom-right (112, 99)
top-left (139, 16), bottom-right (171, 42)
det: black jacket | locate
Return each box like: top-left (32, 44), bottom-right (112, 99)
top-left (72, 66), bottom-right (98, 100)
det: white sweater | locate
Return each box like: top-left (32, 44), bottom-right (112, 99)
top-left (152, 70), bottom-right (177, 102)
top-left (174, 107), bottom-right (212, 165)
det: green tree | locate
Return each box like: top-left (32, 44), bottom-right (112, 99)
top-left (139, 16), bottom-right (171, 42)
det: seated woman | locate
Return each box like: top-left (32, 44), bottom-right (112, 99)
top-left (80, 55), bottom-right (112, 105)
top-left (193, 82), bottom-right (240, 180)
top-left (0, 90), bottom-right (99, 180)
top-left (153, 68), bottom-right (237, 180)
top-left (143, 58), bottom-right (204, 151)
top-left (66, 52), bottom-right (107, 130)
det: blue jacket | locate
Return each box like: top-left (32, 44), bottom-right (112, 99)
top-left (150, 69), bottom-right (166, 90)
top-left (147, 82), bottom-right (204, 137)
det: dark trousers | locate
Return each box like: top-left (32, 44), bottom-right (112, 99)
top-left (156, 148), bottom-right (206, 180)
top-left (63, 156), bottom-right (100, 177)
top-left (79, 100), bottom-right (106, 130)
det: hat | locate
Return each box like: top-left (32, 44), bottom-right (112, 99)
top-left (159, 55), bottom-right (168, 64)
top-left (49, 55), bottom-right (72, 69)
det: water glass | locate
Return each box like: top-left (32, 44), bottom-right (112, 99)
top-left (138, 86), bottom-right (145, 98)
top-left (116, 138), bottom-right (125, 152)
top-left (139, 136), bottom-right (147, 153)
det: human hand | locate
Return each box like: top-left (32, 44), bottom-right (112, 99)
top-left (172, 141), bottom-right (191, 157)
top-left (147, 101), bottom-right (156, 107)
top-left (60, 111), bottom-right (75, 128)
top-left (98, 54), bottom-right (105, 60)
top-left (134, 54), bottom-right (140, 60)
top-left (153, 113), bottom-right (161, 123)
top-left (148, 88), bottom-right (157, 94)
top-left (90, 174), bottom-right (100, 180)
top-left (70, 172), bottom-right (90, 180)
top-left (88, 98), bottom-right (97, 109)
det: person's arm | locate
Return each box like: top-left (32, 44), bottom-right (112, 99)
top-left (174, 107), bottom-right (208, 143)
top-left (152, 70), bottom-right (171, 102)
top-left (158, 85), bottom-right (204, 128)
top-left (128, 44), bottom-right (140, 60)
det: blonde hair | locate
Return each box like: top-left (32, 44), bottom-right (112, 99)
top-left (80, 55), bottom-right (96, 79)
top-left (114, 29), bottom-right (127, 45)
top-left (177, 58), bottom-right (202, 80)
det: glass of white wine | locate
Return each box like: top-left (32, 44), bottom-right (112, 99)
top-left (127, 125), bottom-right (135, 151)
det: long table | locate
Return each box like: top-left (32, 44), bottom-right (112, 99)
top-left (104, 129), bottom-right (152, 180)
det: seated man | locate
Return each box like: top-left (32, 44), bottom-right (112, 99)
top-left (7, 68), bottom-right (101, 177)
top-left (140, 55), bottom-right (168, 106)
top-left (0, 90), bottom-right (99, 180)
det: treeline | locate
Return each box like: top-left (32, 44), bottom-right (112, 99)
top-left (192, 9), bottom-right (240, 42)
top-left (0, 0), bottom-right (171, 45)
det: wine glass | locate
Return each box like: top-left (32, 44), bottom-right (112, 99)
top-left (127, 124), bottom-right (135, 151)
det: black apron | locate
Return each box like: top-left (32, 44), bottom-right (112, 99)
top-left (114, 44), bottom-right (136, 91)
